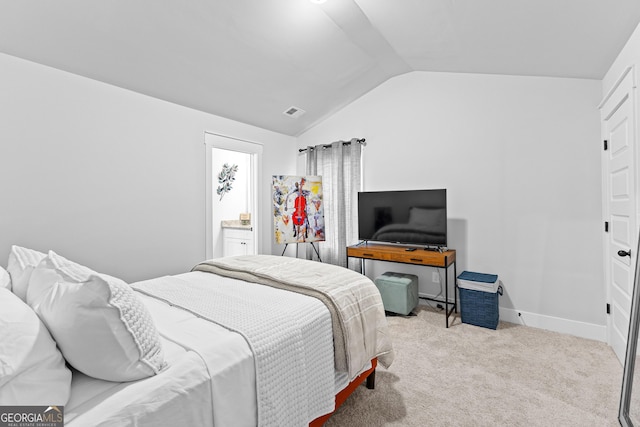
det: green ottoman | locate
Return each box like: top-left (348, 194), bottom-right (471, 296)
top-left (374, 272), bottom-right (419, 315)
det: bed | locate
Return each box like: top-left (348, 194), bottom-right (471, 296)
top-left (0, 246), bottom-right (394, 427)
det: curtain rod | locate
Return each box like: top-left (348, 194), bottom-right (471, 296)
top-left (298, 138), bottom-right (366, 153)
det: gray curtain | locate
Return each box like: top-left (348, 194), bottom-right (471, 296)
top-left (305, 139), bottom-right (362, 269)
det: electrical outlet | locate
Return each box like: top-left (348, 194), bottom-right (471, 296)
top-left (432, 272), bottom-right (440, 282)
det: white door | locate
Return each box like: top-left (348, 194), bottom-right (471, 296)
top-left (602, 70), bottom-right (637, 364)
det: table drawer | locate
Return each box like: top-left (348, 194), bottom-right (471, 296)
top-left (347, 245), bottom-right (454, 267)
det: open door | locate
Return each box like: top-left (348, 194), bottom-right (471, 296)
top-left (205, 132), bottom-right (263, 259)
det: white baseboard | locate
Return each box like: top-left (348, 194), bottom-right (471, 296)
top-left (499, 307), bottom-right (607, 343)
top-left (417, 295), bottom-right (607, 342)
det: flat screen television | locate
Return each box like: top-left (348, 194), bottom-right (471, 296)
top-left (357, 189), bottom-right (447, 247)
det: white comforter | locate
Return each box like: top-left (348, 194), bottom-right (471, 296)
top-left (133, 272), bottom-right (336, 427)
top-left (65, 272), bottom-right (348, 427)
top-left (65, 288), bottom-right (257, 426)
top-left (194, 255), bottom-right (395, 377)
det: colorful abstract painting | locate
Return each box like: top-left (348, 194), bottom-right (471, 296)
top-left (272, 175), bottom-right (325, 244)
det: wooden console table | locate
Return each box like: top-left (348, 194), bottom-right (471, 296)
top-left (347, 243), bottom-right (457, 327)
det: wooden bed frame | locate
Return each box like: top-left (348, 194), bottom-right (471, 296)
top-left (309, 358), bottom-right (377, 426)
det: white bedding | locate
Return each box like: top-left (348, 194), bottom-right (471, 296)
top-left (195, 255), bottom-right (395, 377)
top-left (65, 272), bottom-right (352, 427)
top-left (133, 272), bottom-right (336, 426)
top-left (65, 289), bottom-right (258, 426)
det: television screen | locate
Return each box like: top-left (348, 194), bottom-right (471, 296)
top-left (357, 189), bottom-right (447, 247)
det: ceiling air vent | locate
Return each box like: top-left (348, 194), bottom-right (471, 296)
top-left (283, 106), bottom-right (306, 118)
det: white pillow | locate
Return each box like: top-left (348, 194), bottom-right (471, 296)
top-left (29, 251), bottom-right (166, 382)
top-left (6, 245), bottom-right (46, 301)
top-left (0, 288), bottom-right (71, 405)
top-left (0, 266), bottom-right (10, 290)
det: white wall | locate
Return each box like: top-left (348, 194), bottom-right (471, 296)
top-left (0, 52), bottom-right (296, 282)
top-left (0, 50), bottom-right (607, 335)
top-left (212, 148), bottom-right (251, 257)
top-left (298, 71), bottom-right (604, 335)
top-left (212, 149), bottom-right (251, 221)
top-left (603, 23), bottom-right (640, 96)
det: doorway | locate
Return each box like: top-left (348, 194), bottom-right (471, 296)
top-left (205, 132), bottom-right (263, 259)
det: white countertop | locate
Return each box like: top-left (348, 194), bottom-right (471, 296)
top-left (221, 220), bottom-right (252, 230)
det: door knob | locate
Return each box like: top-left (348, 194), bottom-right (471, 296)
top-left (618, 249), bottom-right (632, 257)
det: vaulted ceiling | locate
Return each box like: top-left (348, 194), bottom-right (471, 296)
top-left (1, 0), bottom-right (639, 136)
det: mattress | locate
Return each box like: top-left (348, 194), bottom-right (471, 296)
top-left (65, 273), bottom-right (352, 427)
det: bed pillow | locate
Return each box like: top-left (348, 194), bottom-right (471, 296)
top-left (0, 266), bottom-right (10, 290)
top-left (29, 251), bottom-right (166, 382)
top-left (0, 288), bottom-right (71, 405)
top-left (6, 245), bottom-right (46, 301)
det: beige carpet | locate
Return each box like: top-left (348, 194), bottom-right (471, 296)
top-left (325, 306), bottom-right (622, 427)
